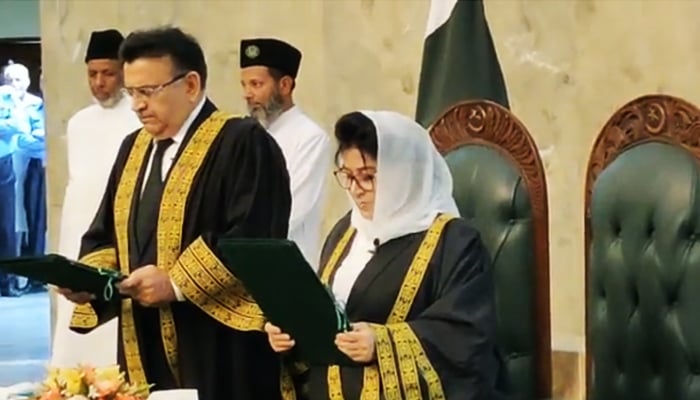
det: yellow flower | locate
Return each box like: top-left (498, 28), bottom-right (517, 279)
top-left (42, 367), bottom-right (60, 390)
top-left (39, 363), bottom-right (150, 399)
top-left (94, 365), bottom-right (124, 383)
top-left (57, 367), bottom-right (85, 394)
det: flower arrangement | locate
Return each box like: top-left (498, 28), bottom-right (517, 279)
top-left (33, 365), bottom-right (151, 400)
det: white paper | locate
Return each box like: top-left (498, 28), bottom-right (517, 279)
top-left (148, 389), bottom-right (199, 400)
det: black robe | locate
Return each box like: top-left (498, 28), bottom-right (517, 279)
top-left (304, 213), bottom-right (508, 400)
top-left (68, 99), bottom-right (294, 400)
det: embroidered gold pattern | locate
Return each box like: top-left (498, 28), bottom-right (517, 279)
top-left (360, 367), bottom-right (380, 400)
top-left (319, 227), bottom-right (355, 284)
top-left (169, 236), bottom-right (266, 331)
top-left (387, 214), bottom-right (454, 400)
top-left (327, 365), bottom-right (344, 400)
top-left (387, 324), bottom-right (421, 399)
top-left (113, 129), bottom-right (151, 385)
top-left (387, 214), bottom-right (453, 324)
top-left (394, 322), bottom-right (446, 399)
top-left (79, 247), bottom-right (118, 269)
top-left (327, 364), bottom-right (380, 400)
top-left (156, 110), bottom-right (232, 382)
top-left (69, 247), bottom-right (119, 329)
top-left (69, 304), bottom-right (98, 329)
top-left (375, 325), bottom-right (401, 399)
top-left (280, 364), bottom-right (297, 400)
top-left (320, 227), bottom-right (355, 399)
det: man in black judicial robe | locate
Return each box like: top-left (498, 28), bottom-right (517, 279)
top-left (57, 27), bottom-right (292, 400)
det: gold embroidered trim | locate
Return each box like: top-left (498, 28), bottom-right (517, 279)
top-left (360, 366), bottom-right (380, 400)
top-left (326, 364), bottom-right (380, 400)
top-left (79, 247), bottom-right (118, 269)
top-left (327, 365), bottom-right (344, 400)
top-left (321, 226), bottom-right (355, 399)
top-left (121, 298), bottom-right (142, 382)
top-left (69, 247), bottom-right (118, 329)
top-left (375, 325), bottom-right (401, 399)
top-left (381, 214), bottom-right (453, 399)
top-left (114, 129), bottom-right (151, 385)
top-left (386, 214), bottom-right (453, 324)
top-left (170, 236), bottom-right (266, 331)
top-left (387, 324), bottom-right (421, 399)
top-left (158, 307), bottom-right (178, 383)
top-left (69, 304), bottom-right (98, 329)
top-left (396, 323), bottom-right (446, 399)
top-left (319, 227), bottom-right (355, 284)
top-left (157, 110), bottom-right (232, 382)
top-left (280, 364), bottom-right (297, 400)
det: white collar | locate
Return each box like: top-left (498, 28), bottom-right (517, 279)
top-left (164, 96), bottom-right (207, 145)
top-left (268, 104), bottom-right (300, 133)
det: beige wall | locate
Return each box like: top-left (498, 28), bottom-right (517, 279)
top-left (40, 0), bottom-right (700, 395)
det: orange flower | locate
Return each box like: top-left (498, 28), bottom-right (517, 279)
top-left (81, 365), bottom-right (96, 384)
top-left (38, 387), bottom-right (62, 400)
top-left (115, 394), bottom-right (140, 400)
top-left (93, 378), bottom-right (121, 396)
top-left (38, 363), bottom-right (149, 399)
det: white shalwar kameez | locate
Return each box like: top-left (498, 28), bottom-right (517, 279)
top-left (267, 105), bottom-right (330, 271)
top-left (51, 95), bottom-right (141, 367)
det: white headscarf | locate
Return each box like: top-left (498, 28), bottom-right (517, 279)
top-left (344, 110), bottom-right (460, 246)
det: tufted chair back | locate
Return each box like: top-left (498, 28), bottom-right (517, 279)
top-left (585, 95), bottom-right (700, 400)
top-left (430, 100), bottom-right (552, 399)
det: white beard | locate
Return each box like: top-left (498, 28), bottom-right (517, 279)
top-left (97, 91), bottom-right (124, 108)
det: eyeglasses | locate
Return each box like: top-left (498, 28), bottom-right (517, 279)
top-left (333, 169), bottom-right (375, 191)
top-left (122, 71), bottom-right (189, 100)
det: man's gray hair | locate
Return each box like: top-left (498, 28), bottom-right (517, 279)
top-left (2, 60), bottom-right (29, 82)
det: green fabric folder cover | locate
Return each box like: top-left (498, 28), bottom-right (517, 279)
top-left (217, 238), bottom-right (358, 366)
top-left (0, 254), bottom-right (124, 301)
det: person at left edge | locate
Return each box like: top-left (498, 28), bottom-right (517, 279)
top-left (0, 62), bottom-right (43, 297)
top-left (56, 26), bottom-right (293, 400)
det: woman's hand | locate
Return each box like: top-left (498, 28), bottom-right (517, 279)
top-left (55, 287), bottom-right (95, 305)
top-left (264, 322), bottom-right (295, 353)
top-left (335, 322), bottom-right (376, 363)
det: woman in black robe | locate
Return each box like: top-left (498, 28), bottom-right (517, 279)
top-left (265, 110), bottom-right (507, 399)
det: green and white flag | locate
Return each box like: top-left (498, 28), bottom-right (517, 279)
top-left (415, 0), bottom-right (510, 128)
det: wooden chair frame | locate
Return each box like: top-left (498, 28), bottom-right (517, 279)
top-left (584, 94), bottom-right (700, 398)
top-left (429, 99), bottom-right (553, 398)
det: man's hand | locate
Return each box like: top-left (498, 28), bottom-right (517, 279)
top-left (55, 287), bottom-right (95, 305)
top-left (117, 265), bottom-right (176, 307)
top-left (264, 322), bottom-right (295, 353)
top-left (335, 322), bottom-right (377, 363)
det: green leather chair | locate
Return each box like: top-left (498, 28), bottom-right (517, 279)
top-left (430, 100), bottom-right (552, 400)
top-left (585, 95), bottom-right (700, 400)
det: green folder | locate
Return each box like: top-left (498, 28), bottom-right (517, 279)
top-left (217, 238), bottom-right (358, 366)
top-left (0, 254), bottom-right (124, 302)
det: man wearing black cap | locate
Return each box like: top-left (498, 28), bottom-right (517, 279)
top-left (240, 37), bottom-right (330, 271)
top-left (52, 28), bottom-right (141, 368)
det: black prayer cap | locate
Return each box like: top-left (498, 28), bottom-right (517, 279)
top-left (239, 38), bottom-right (302, 79)
top-left (85, 29), bottom-right (124, 63)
